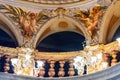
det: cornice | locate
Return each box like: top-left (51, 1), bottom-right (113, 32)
top-left (0, 0), bottom-right (97, 12)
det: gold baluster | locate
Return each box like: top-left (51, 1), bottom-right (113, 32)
top-left (38, 68), bottom-right (45, 78)
top-left (111, 50), bottom-right (118, 66)
top-left (58, 60), bottom-right (65, 77)
top-left (68, 59), bottom-right (75, 76)
top-left (4, 54), bottom-right (10, 73)
top-left (48, 60), bottom-right (55, 77)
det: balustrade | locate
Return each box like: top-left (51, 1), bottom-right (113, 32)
top-left (0, 40), bottom-right (120, 78)
top-left (0, 51), bottom-right (120, 78)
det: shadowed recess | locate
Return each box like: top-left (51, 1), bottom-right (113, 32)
top-left (0, 28), bottom-right (18, 48)
top-left (112, 26), bottom-right (120, 42)
top-left (37, 31), bottom-right (85, 52)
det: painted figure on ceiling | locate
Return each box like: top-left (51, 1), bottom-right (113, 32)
top-left (80, 5), bottom-right (104, 37)
top-left (19, 12), bottom-right (37, 37)
top-left (0, 5), bottom-right (49, 39)
top-left (74, 5), bottom-right (106, 44)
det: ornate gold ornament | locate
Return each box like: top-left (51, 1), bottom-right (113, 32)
top-left (0, 4), bottom-right (49, 39)
top-left (74, 5), bottom-right (107, 44)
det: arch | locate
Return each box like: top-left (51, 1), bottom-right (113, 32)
top-left (36, 29), bottom-right (83, 46)
top-left (107, 18), bottom-right (120, 42)
top-left (33, 16), bottom-right (87, 48)
top-left (99, 0), bottom-right (120, 44)
top-left (0, 12), bottom-right (23, 46)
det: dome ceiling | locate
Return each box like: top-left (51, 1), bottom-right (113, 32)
top-left (20, 0), bottom-right (91, 5)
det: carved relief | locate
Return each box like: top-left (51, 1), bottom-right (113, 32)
top-left (0, 4), bottom-right (49, 40)
top-left (74, 5), bottom-right (107, 44)
top-left (52, 7), bottom-right (68, 17)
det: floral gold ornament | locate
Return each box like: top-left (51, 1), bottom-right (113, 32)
top-left (52, 7), bottom-right (68, 17)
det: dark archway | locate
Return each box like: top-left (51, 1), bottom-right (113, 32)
top-left (0, 28), bottom-right (18, 48)
top-left (36, 31), bottom-right (85, 52)
top-left (112, 26), bottom-right (120, 42)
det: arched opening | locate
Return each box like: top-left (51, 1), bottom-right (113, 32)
top-left (33, 15), bottom-right (87, 48)
top-left (0, 28), bottom-right (18, 48)
top-left (36, 31), bottom-right (85, 52)
top-left (0, 13), bottom-right (23, 46)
